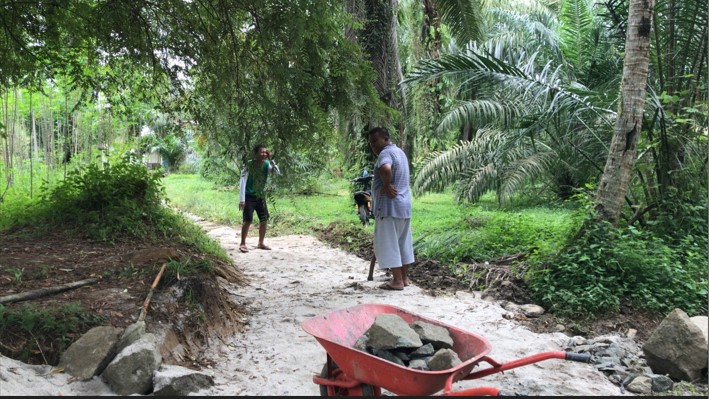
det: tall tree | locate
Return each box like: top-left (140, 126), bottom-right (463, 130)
top-left (595, 0), bottom-right (656, 224)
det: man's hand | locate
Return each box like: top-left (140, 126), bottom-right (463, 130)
top-left (239, 201), bottom-right (245, 210)
top-left (384, 184), bottom-right (398, 198)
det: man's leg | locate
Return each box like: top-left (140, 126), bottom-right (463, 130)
top-left (398, 218), bottom-right (414, 286)
top-left (240, 222), bottom-right (250, 246)
top-left (239, 222), bottom-right (251, 252)
top-left (402, 263), bottom-right (412, 286)
top-left (255, 199), bottom-right (271, 250)
top-left (240, 200), bottom-right (255, 252)
top-left (258, 222), bottom-right (268, 248)
top-left (388, 267), bottom-right (405, 289)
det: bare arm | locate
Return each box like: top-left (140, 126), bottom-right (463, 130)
top-left (239, 166), bottom-right (248, 210)
top-left (379, 163), bottom-right (397, 198)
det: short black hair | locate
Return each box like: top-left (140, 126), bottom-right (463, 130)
top-left (367, 126), bottom-right (389, 139)
top-left (253, 144), bottom-right (266, 155)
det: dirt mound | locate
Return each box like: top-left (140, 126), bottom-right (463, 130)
top-left (0, 230), bottom-right (248, 367)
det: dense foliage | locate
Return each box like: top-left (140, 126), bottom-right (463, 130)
top-left (1, 0), bottom-right (706, 322)
top-left (526, 193), bottom-right (708, 319)
top-left (34, 153), bottom-right (166, 241)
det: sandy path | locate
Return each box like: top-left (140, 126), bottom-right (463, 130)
top-left (0, 219), bottom-right (632, 396)
top-left (197, 221), bottom-right (631, 397)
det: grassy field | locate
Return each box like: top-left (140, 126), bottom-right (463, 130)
top-left (162, 173), bottom-right (578, 265)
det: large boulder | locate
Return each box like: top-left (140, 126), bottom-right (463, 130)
top-left (102, 333), bottom-right (162, 395)
top-left (57, 326), bottom-right (122, 381)
top-left (642, 308), bottom-right (708, 382)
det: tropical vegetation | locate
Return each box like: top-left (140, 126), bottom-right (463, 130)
top-left (1, 0), bottom-right (706, 321)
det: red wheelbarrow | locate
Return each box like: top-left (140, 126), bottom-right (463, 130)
top-left (301, 303), bottom-right (592, 396)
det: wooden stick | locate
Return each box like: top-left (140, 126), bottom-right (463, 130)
top-left (138, 262), bottom-right (168, 322)
top-left (0, 278), bottom-right (98, 305)
top-left (367, 254), bottom-right (376, 281)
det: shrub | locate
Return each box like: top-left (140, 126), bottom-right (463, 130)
top-left (526, 215), bottom-right (708, 319)
top-left (37, 153), bottom-right (166, 241)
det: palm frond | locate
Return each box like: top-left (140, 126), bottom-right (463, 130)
top-left (412, 140), bottom-right (474, 195)
top-left (405, 47), bottom-right (608, 124)
top-left (557, 0), bottom-right (594, 67)
top-left (435, 0), bottom-right (485, 45)
top-left (485, 5), bottom-right (560, 57)
top-left (458, 162), bottom-right (497, 203)
top-left (437, 99), bottom-right (521, 133)
top-left (499, 149), bottom-right (555, 202)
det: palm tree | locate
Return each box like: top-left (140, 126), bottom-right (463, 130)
top-left (406, 43), bottom-right (614, 204)
top-left (405, 0), bottom-right (617, 204)
top-left (595, 0), bottom-right (655, 224)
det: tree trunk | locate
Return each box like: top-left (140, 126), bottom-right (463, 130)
top-left (595, 0), bottom-right (655, 224)
top-left (30, 91), bottom-right (35, 197)
top-left (361, 0), bottom-right (404, 126)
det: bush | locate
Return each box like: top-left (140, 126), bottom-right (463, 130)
top-left (37, 153), bottom-right (166, 241)
top-left (526, 216), bottom-right (708, 319)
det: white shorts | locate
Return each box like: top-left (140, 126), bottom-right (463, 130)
top-left (374, 216), bottom-right (414, 269)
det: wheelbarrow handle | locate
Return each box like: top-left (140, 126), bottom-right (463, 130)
top-left (565, 352), bottom-right (592, 363)
top-left (464, 351), bottom-right (591, 381)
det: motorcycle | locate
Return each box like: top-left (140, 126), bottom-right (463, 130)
top-left (352, 170), bottom-right (373, 226)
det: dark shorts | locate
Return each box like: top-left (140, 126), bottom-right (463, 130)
top-left (243, 194), bottom-right (269, 223)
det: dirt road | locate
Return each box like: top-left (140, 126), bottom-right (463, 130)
top-left (196, 221), bottom-right (631, 396)
top-left (0, 218), bottom-right (632, 396)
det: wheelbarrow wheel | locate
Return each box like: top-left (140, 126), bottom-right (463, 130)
top-left (319, 361), bottom-right (377, 396)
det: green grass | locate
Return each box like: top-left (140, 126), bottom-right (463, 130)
top-left (162, 173), bottom-right (355, 235)
top-left (162, 173), bottom-right (577, 264)
top-left (163, 172), bottom-right (707, 321)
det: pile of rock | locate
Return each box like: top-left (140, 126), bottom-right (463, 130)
top-left (499, 303), bottom-right (708, 395)
top-left (57, 321), bottom-right (213, 395)
top-left (562, 308), bottom-right (708, 395)
top-left (353, 313), bottom-right (462, 371)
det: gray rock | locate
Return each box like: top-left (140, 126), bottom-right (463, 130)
top-left (152, 365), bottom-right (215, 396)
top-left (410, 321), bottom-right (453, 349)
top-left (372, 348), bottom-right (406, 366)
top-left (690, 316), bottom-right (708, 344)
top-left (518, 304), bottom-right (545, 318)
top-left (626, 375), bottom-right (652, 394)
top-left (409, 358), bottom-right (429, 371)
top-left (643, 308), bottom-right (708, 382)
top-left (366, 314), bottom-right (422, 350)
top-left (116, 321), bottom-right (146, 353)
top-left (427, 348), bottom-right (461, 371)
top-left (353, 333), bottom-right (369, 352)
top-left (58, 326), bottom-right (122, 381)
top-left (102, 333), bottom-right (162, 395)
top-left (409, 343), bottom-right (435, 358)
top-left (650, 374), bottom-right (674, 392)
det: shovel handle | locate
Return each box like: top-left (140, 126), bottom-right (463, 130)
top-left (367, 254), bottom-right (376, 281)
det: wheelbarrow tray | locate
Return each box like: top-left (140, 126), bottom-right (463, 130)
top-left (301, 303), bottom-right (492, 396)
